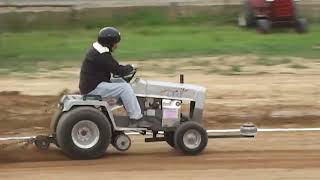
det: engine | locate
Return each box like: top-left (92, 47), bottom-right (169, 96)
top-left (141, 97), bottom-right (181, 128)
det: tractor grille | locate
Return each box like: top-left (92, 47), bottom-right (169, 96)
top-left (272, 0), bottom-right (294, 17)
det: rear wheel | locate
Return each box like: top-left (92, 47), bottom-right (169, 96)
top-left (238, 0), bottom-right (255, 27)
top-left (56, 106), bottom-right (112, 159)
top-left (257, 19), bottom-right (271, 33)
top-left (174, 121), bottom-right (208, 155)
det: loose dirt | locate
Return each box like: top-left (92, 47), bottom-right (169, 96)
top-left (2, 132), bottom-right (320, 179)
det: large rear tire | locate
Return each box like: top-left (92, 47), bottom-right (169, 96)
top-left (174, 121), bottom-right (208, 155)
top-left (56, 106), bottom-right (112, 159)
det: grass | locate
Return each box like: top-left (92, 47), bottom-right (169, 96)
top-left (0, 24), bottom-right (320, 72)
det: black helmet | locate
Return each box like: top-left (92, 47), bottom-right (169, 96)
top-left (97, 27), bottom-right (121, 48)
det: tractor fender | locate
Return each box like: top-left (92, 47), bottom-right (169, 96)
top-left (49, 99), bottom-right (117, 135)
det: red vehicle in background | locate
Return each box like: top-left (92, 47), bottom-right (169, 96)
top-left (238, 0), bottom-right (308, 33)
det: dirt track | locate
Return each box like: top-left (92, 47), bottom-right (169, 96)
top-left (2, 132), bottom-right (320, 179)
top-left (0, 56), bottom-right (320, 179)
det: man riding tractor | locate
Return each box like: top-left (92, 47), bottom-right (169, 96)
top-left (39, 27), bottom-right (256, 159)
top-left (79, 27), bottom-right (151, 128)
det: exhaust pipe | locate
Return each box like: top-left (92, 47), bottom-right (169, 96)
top-left (180, 74), bottom-right (184, 84)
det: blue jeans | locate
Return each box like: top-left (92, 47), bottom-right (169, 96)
top-left (88, 78), bottom-right (143, 120)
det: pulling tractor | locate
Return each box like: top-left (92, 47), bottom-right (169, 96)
top-left (12, 69), bottom-right (257, 159)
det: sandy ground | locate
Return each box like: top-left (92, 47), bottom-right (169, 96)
top-left (2, 132), bottom-right (320, 179)
top-left (0, 56), bottom-right (320, 179)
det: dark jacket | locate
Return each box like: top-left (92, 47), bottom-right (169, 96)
top-left (79, 46), bottom-right (133, 94)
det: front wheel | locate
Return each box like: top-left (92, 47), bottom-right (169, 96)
top-left (174, 121), bottom-right (208, 155)
top-left (238, 0), bottom-right (255, 27)
top-left (257, 19), bottom-right (271, 33)
top-left (295, 18), bottom-right (308, 33)
top-left (56, 106), bottom-right (112, 159)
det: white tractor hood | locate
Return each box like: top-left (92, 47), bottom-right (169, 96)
top-left (131, 78), bottom-right (206, 108)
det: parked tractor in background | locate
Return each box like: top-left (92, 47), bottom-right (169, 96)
top-left (238, 0), bottom-right (308, 33)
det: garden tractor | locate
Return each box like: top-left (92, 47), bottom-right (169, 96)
top-left (1, 69), bottom-right (257, 159)
top-left (238, 0), bottom-right (308, 33)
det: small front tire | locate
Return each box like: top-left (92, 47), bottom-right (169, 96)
top-left (174, 121), bottom-right (208, 155)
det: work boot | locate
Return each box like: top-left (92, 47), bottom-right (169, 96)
top-left (137, 118), bottom-right (152, 128)
top-left (128, 118), bottom-right (151, 128)
top-left (128, 120), bottom-right (138, 128)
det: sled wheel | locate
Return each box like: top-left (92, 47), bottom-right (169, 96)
top-left (34, 135), bottom-right (50, 150)
top-left (112, 133), bottom-right (131, 152)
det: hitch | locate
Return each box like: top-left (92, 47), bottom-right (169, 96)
top-left (207, 123), bottom-right (257, 139)
top-left (145, 131), bottom-right (166, 142)
top-left (34, 135), bottom-right (56, 150)
top-left (145, 137), bottom-right (166, 143)
top-left (0, 135), bottom-right (56, 150)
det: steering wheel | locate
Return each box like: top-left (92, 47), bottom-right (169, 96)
top-left (113, 69), bottom-right (137, 83)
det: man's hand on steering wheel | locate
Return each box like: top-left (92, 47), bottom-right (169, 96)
top-left (113, 64), bottom-right (137, 82)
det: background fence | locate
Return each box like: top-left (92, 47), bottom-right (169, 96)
top-left (1, 0), bottom-right (320, 8)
